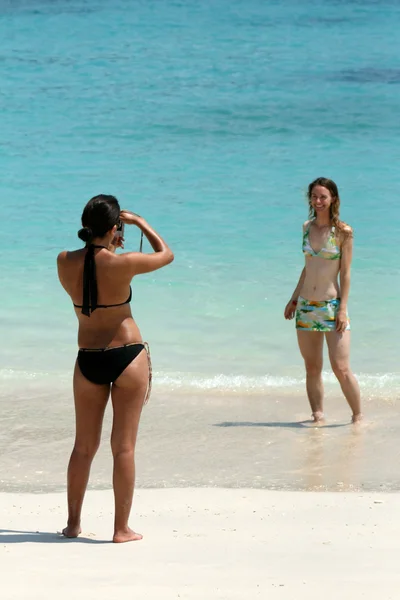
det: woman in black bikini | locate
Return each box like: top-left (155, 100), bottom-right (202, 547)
top-left (57, 195), bottom-right (173, 542)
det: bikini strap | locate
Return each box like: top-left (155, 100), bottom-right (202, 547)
top-left (143, 342), bottom-right (152, 405)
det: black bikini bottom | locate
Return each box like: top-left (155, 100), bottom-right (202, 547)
top-left (77, 342), bottom-right (146, 385)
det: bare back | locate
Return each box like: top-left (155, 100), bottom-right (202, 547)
top-left (58, 247), bottom-right (142, 348)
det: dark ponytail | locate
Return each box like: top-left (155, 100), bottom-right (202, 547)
top-left (78, 194), bottom-right (120, 244)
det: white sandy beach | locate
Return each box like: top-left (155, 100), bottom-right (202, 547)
top-left (1, 487), bottom-right (399, 600)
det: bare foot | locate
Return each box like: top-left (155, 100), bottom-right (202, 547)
top-left (352, 413), bottom-right (363, 424)
top-left (113, 528), bottom-right (143, 543)
top-left (311, 411), bottom-right (325, 425)
top-left (62, 524), bottom-right (82, 538)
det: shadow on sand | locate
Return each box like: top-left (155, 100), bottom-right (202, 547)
top-left (0, 528), bottom-right (110, 544)
top-left (213, 420), bottom-right (348, 429)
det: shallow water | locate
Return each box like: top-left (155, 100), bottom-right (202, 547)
top-left (0, 382), bottom-right (396, 493)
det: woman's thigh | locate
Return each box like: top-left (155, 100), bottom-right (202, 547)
top-left (110, 349), bottom-right (149, 448)
top-left (325, 330), bottom-right (351, 369)
top-left (73, 361), bottom-right (110, 448)
top-left (297, 331), bottom-right (324, 368)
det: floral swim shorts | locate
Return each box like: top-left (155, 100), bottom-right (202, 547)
top-left (295, 296), bottom-right (350, 332)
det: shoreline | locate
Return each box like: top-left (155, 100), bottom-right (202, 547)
top-left (2, 365), bottom-right (400, 397)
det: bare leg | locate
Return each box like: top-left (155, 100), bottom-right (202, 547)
top-left (297, 331), bottom-right (325, 421)
top-left (110, 349), bottom-right (149, 543)
top-left (63, 362), bottom-right (110, 538)
top-left (325, 331), bottom-right (362, 422)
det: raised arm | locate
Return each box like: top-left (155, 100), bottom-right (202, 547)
top-left (120, 211), bottom-right (174, 275)
top-left (57, 251), bottom-right (69, 292)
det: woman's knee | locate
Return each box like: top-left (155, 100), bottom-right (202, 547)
top-left (331, 361), bottom-right (351, 380)
top-left (72, 440), bottom-right (100, 460)
top-left (304, 361), bottom-right (323, 377)
top-left (111, 439), bottom-right (136, 459)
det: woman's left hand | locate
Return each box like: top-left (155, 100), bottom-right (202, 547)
top-left (336, 309), bottom-right (348, 333)
top-left (109, 236), bottom-right (125, 252)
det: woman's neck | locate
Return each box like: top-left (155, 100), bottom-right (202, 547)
top-left (91, 235), bottom-right (111, 248)
top-left (314, 214), bottom-right (331, 228)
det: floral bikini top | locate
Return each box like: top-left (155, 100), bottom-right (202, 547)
top-left (302, 220), bottom-right (341, 260)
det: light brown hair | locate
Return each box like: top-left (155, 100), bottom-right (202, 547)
top-left (307, 177), bottom-right (352, 240)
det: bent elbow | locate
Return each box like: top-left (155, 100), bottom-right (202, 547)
top-left (166, 250), bottom-right (174, 265)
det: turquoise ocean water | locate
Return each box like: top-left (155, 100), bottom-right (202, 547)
top-left (1, 0), bottom-right (400, 399)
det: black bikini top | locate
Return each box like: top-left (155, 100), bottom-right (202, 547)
top-left (73, 244), bottom-right (132, 317)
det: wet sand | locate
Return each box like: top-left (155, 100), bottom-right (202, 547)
top-left (0, 385), bottom-right (397, 493)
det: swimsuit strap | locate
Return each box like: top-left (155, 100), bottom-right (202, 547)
top-left (81, 244), bottom-right (107, 316)
top-left (143, 341), bottom-right (152, 405)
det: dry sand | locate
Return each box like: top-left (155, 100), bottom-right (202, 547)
top-left (1, 487), bottom-right (399, 600)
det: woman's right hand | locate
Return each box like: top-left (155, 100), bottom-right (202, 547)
top-left (118, 211), bottom-right (174, 274)
top-left (284, 299), bottom-right (297, 320)
top-left (120, 210), bottom-right (143, 226)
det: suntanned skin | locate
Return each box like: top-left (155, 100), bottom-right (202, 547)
top-left (284, 186), bottom-right (362, 424)
top-left (57, 210), bottom-right (173, 542)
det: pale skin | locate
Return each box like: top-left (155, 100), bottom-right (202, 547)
top-left (284, 185), bottom-right (362, 424)
top-left (57, 210), bottom-right (174, 542)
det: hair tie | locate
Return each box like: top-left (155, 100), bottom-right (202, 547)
top-left (78, 226), bottom-right (93, 244)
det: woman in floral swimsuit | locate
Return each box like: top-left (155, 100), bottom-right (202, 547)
top-left (284, 177), bottom-right (362, 424)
